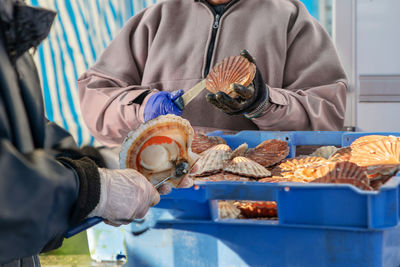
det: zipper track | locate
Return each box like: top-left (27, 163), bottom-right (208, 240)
top-left (202, 0), bottom-right (239, 78)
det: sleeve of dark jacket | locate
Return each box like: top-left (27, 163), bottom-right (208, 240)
top-left (0, 4), bottom-right (104, 262)
top-left (251, 2), bottom-right (347, 131)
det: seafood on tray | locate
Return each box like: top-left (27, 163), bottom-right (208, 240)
top-left (191, 134), bottom-right (226, 154)
top-left (120, 115), bottom-right (197, 187)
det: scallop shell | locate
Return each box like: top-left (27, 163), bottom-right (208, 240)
top-left (350, 136), bottom-right (400, 166)
top-left (329, 147), bottom-right (352, 162)
top-left (310, 146), bottom-right (339, 159)
top-left (190, 144), bottom-right (232, 177)
top-left (258, 176), bottom-right (307, 183)
top-left (231, 143), bottom-right (249, 158)
top-left (191, 134), bottom-right (226, 154)
top-left (350, 135), bottom-right (396, 149)
top-left (218, 201), bottom-right (241, 219)
top-left (312, 162), bottom-right (372, 190)
top-left (312, 162), bottom-right (368, 182)
top-left (245, 139), bottom-right (290, 168)
top-left (293, 161), bottom-right (336, 181)
top-left (205, 55), bottom-right (256, 98)
top-left (224, 156), bottom-right (271, 178)
top-left (370, 175), bottom-right (393, 190)
top-left (120, 115), bottom-right (195, 187)
top-left (279, 156), bottom-right (327, 172)
top-left (364, 164), bottom-right (400, 180)
top-left (234, 201), bottom-right (278, 218)
top-left (195, 172), bottom-right (251, 182)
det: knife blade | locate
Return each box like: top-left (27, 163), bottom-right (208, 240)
top-left (154, 161), bottom-right (189, 188)
top-left (173, 80), bottom-right (206, 110)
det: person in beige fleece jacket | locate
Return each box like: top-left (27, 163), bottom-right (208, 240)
top-left (78, 0), bottom-right (347, 147)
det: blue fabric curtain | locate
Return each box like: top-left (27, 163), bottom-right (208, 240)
top-left (26, 0), bottom-right (157, 146)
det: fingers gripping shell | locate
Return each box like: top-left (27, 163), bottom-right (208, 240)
top-left (205, 55), bottom-right (256, 98)
top-left (120, 115), bottom-right (195, 187)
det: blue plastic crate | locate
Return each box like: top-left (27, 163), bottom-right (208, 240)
top-left (125, 131), bottom-right (400, 267)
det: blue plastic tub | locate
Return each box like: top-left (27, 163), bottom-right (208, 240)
top-left (126, 131), bottom-right (400, 267)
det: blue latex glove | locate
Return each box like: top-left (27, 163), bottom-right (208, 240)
top-left (144, 90), bottom-right (184, 122)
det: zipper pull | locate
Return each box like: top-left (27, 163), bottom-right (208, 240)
top-left (213, 14), bottom-right (220, 29)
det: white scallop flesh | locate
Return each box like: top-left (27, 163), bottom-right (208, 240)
top-left (140, 143), bottom-right (179, 172)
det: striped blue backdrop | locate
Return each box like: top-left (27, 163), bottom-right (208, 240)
top-left (26, 0), bottom-right (322, 146)
top-left (26, 0), bottom-right (157, 146)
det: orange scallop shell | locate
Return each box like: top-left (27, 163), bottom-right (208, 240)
top-left (350, 135), bottom-right (396, 149)
top-left (245, 139), bottom-right (290, 168)
top-left (350, 136), bottom-right (400, 166)
top-left (234, 201), bottom-right (278, 218)
top-left (205, 55), bottom-right (256, 98)
top-left (191, 134), bottom-right (226, 154)
top-left (293, 161), bottom-right (336, 180)
top-left (278, 156), bottom-right (327, 172)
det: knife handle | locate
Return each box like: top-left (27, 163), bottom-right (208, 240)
top-left (173, 96), bottom-right (184, 110)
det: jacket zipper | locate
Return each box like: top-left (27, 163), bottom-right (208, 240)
top-left (202, 0), bottom-right (238, 77)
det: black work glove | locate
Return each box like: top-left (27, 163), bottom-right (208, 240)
top-left (206, 50), bottom-right (269, 116)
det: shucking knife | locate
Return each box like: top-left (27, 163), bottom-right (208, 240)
top-left (65, 162), bottom-right (190, 238)
top-left (173, 80), bottom-right (206, 110)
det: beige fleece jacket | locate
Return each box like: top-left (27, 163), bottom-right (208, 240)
top-left (78, 0), bottom-right (347, 146)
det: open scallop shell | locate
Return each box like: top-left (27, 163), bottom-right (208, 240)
top-left (218, 201), bottom-right (241, 219)
top-left (224, 156), bottom-right (271, 178)
top-left (120, 115), bottom-right (195, 187)
top-left (191, 134), bottom-right (226, 154)
top-left (310, 146), bottom-right (339, 159)
top-left (245, 139), bottom-right (290, 168)
top-left (205, 55), bottom-right (256, 98)
top-left (234, 201), bottom-right (278, 218)
top-left (293, 162), bottom-right (337, 181)
top-left (190, 144), bottom-right (232, 177)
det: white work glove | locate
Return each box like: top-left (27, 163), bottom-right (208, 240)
top-left (98, 146), bottom-right (121, 169)
top-left (88, 168), bottom-right (160, 226)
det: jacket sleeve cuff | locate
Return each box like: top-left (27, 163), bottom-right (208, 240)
top-left (57, 157), bottom-right (101, 225)
top-left (54, 146), bottom-right (106, 168)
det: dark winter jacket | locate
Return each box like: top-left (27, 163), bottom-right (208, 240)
top-left (0, 1), bottom-right (101, 265)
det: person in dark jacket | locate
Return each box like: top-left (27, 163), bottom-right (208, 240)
top-left (0, 1), bottom-right (160, 265)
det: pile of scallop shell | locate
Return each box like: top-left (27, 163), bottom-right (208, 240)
top-left (194, 135), bottom-right (400, 220)
top-left (190, 135), bottom-right (290, 182)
